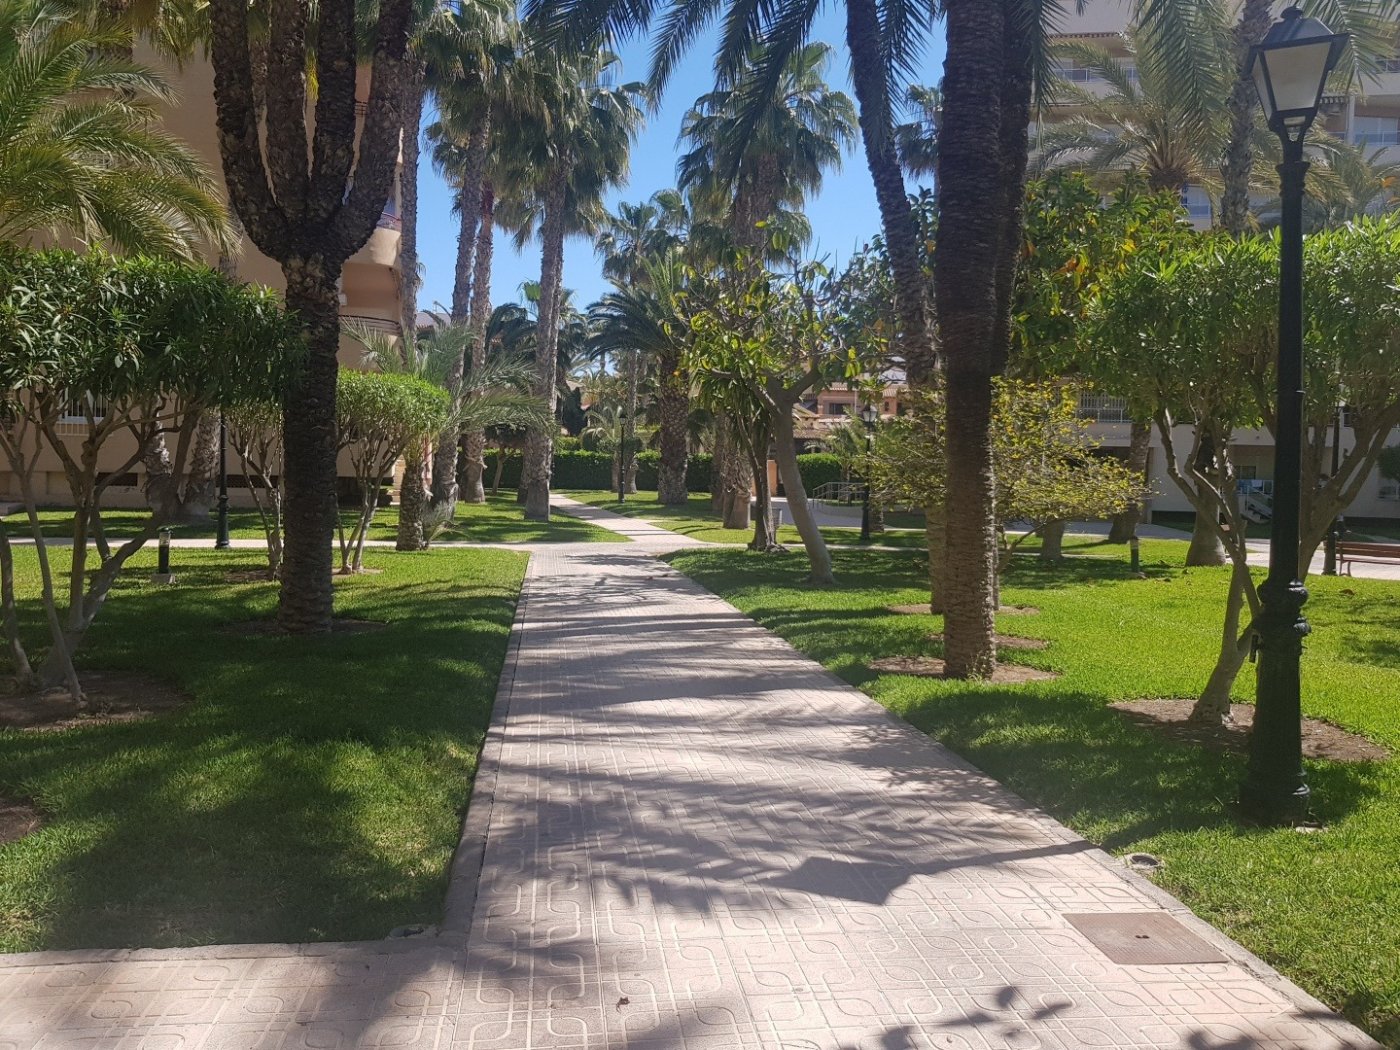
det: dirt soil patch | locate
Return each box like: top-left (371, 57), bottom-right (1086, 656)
top-left (0, 671), bottom-right (189, 731)
top-left (0, 798), bottom-right (42, 845)
top-left (1111, 700), bottom-right (1390, 763)
top-left (886, 603), bottom-right (1040, 616)
top-left (869, 656), bottom-right (1058, 683)
top-left (223, 618), bottom-right (388, 637)
top-left (927, 632), bottom-right (1048, 651)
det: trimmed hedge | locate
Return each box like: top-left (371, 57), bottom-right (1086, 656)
top-left (795, 453), bottom-right (842, 495)
top-left (483, 447), bottom-right (715, 492)
top-left (636, 451), bottom-right (713, 493)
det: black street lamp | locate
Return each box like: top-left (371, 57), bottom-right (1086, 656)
top-left (1241, 8), bottom-right (1347, 825)
top-left (215, 410), bottom-right (231, 550)
top-left (1323, 404), bottom-right (1345, 576)
top-left (859, 403), bottom-right (878, 542)
top-left (616, 409), bottom-right (627, 504)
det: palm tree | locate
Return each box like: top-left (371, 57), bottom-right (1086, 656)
top-left (895, 84), bottom-right (941, 178)
top-left (1038, 32), bottom-right (1228, 199)
top-left (589, 254), bottom-right (692, 504)
top-left (1257, 137), bottom-right (1400, 229)
top-left (497, 45), bottom-right (645, 521)
top-left (208, 0), bottom-right (413, 633)
top-left (0, 0), bottom-right (227, 255)
top-left (678, 42), bottom-right (855, 257)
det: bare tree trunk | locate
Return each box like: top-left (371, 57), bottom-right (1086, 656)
top-left (657, 350), bottom-right (690, 505)
top-left (0, 521), bottom-right (33, 686)
top-left (748, 435), bottom-right (776, 551)
top-left (462, 184), bottom-right (495, 505)
top-left (771, 399), bottom-right (834, 584)
top-left (399, 63), bottom-right (425, 344)
top-left (278, 259), bottom-right (342, 633)
top-left (1218, 0), bottom-right (1273, 236)
top-left (1191, 560), bottom-right (1254, 724)
top-left (141, 414), bottom-right (219, 523)
top-left (722, 438), bottom-right (752, 530)
top-left (523, 179), bottom-right (567, 522)
top-left (1187, 505), bottom-right (1228, 566)
top-left (925, 500), bottom-right (946, 615)
top-left (397, 443), bottom-right (428, 551)
top-left (1039, 519), bottom-right (1065, 561)
top-left (711, 411), bottom-right (730, 514)
top-left (1108, 420), bottom-right (1151, 542)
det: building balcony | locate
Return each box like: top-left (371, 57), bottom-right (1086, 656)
top-left (348, 210), bottom-right (401, 269)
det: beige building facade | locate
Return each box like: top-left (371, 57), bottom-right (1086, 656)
top-left (0, 52), bottom-right (406, 510)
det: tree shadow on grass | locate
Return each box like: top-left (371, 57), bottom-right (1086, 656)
top-left (877, 683), bottom-right (1388, 851)
top-left (0, 548), bottom-right (522, 952)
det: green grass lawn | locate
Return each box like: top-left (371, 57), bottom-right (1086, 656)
top-left (2, 493), bottom-right (624, 545)
top-left (666, 542), bottom-right (1400, 1046)
top-left (0, 544), bottom-right (527, 951)
top-left (562, 489), bottom-right (928, 548)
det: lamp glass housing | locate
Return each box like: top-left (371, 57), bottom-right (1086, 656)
top-left (1248, 8), bottom-right (1348, 139)
top-left (860, 404), bottom-right (879, 426)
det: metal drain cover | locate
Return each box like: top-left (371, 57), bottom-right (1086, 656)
top-left (1064, 912), bottom-right (1228, 965)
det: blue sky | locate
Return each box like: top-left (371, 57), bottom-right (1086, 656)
top-left (414, 12), bottom-right (946, 312)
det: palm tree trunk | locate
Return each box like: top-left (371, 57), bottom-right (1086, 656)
top-left (397, 442), bottom-right (428, 551)
top-left (711, 410), bottom-right (729, 513)
top-left (431, 118), bottom-right (492, 513)
top-left (844, 0), bottom-right (935, 383)
top-left (399, 62), bottom-right (425, 343)
top-left (523, 176), bottom-right (567, 521)
top-left (1219, 0), bottom-right (1273, 236)
top-left (771, 399), bottom-right (834, 584)
top-left (462, 183), bottom-right (495, 505)
top-left (657, 351), bottom-right (690, 505)
top-left (623, 349), bottom-right (640, 494)
top-left (925, 500), bottom-right (947, 614)
top-left (936, 0), bottom-right (1010, 680)
top-left (278, 257), bottom-right (342, 633)
top-left (1108, 420), bottom-right (1151, 541)
top-left (722, 433), bottom-right (752, 530)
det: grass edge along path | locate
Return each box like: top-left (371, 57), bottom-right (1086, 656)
top-left (562, 489), bottom-right (926, 548)
top-left (3, 493), bottom-right (626, 545)
top-left (0, 545), bottom-right (527, 952)
top-left (666, 543), bottom-right (1400, 1047)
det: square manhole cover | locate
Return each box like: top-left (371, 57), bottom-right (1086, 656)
top-left (1064, 912), bottom-right (1228, 965)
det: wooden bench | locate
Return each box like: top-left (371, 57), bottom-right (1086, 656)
top-left (1337, 541), bottom-right (1400, 575)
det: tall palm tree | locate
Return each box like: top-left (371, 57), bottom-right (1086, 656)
top-left (209, 0), bottom-right (413, 633)
top-left (678, 42), bottom-right (855, 257)
top-left (498, 45), bottom-right (645, 521)
top-left (422, 6), bottom-right (526, 511)
top-left (0, 0), bottom-right (227, 255)
top-left (589, 253), bottom-right (692, 504)
top-left (1038, 32), bottom-right (1228, 198)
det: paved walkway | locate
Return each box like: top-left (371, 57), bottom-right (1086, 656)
top-left (0, 497), bottom-right (1380, 1049)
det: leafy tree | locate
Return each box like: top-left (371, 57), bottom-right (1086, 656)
top-left (869, 381), bottom-right (1140, 586)
top-left (226, 400), bottom-right (285, 578)
top-left (1086, 214), bottom-right (1400, 724)
top-left (0, 249), bottom-right (300, 701)
top-left (335, 370), bottom-right (450, 572)
top-left (0, 0), bottom-right (227, 256)
top-left (208, 0), bottom-right (414, 633)
top-left (687, 259), bottom-right (883, 583)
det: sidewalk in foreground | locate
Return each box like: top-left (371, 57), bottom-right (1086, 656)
top-left (0, 497), bottom-right (1379, 1049)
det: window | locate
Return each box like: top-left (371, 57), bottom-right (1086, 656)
top-left (825, 403), bottom-right (849, 416)
top-left (1181, 184), bottom-right (1213, 223)
top-left (1381, 478), bottom-right (1400, 501)
top-left (60, 392), bottom-right (106, 424)
top-left (1353, 116), bottom-right (1400, 146)
top-left (1051, 60), bottom-right (1138, 84)
top-left (1076, 392), bottom-right (1130, 423)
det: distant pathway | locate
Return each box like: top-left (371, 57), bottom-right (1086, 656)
top-left (0, 495), bottom-right (1379, 1049)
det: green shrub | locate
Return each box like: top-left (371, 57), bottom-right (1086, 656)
top-left (556, 435), bottom-right (583, 452)
top-left (481, 449), bottom-right (523, 489)
top-left (686, 453), bottom-right (713, 492)
top-left (795, 453), bottom-right (842, 494)
top-left (553, 450), bottom-right (614, 488)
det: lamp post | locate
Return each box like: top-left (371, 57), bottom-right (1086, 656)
top-left (1241, 8), bottom-right (1347, 825)
top-left (859, 404), bottom-right (878, 542)
top-left (1322, 404), bottom-right (1344, 575)
top-left (616, 409), bottom-right (627, 505)
top-left (215, 410), bottom-right (231, 550)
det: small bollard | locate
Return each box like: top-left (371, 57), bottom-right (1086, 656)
top-left (1129, 535), bottom-right (1141, 574)
top-left (151, 527), bottom-right (176, 585)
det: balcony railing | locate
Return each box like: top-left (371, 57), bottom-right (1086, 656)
top-left (341, 314), bottom-right (402, 338)
top-left (1077, 392), bottom-right (1131, 423)
top-left (1354, 131), bottom-right (1400, 146)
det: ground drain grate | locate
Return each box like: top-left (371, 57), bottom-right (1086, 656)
top-left (1064, 912), bottom-right (1227, 965)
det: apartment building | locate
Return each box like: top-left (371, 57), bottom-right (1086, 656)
top-left (0, 52), bottom-right (406, 509)
top-left (1044, 1), bottom-right (1400, 525)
